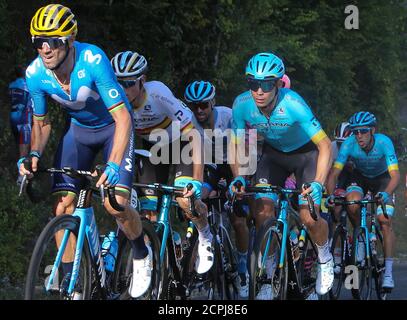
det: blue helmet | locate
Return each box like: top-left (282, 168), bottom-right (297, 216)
top-left (184, 81), bottom-right (216, 103)
top-left (245, 52), bottom-right (285, 80)
top-left (348, 111), bottom-right (377, 128)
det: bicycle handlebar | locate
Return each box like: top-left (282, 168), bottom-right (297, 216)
top-left (20, 164), bottom-right (125, 212)
top-left (332, 196), bottom-right (388, 219)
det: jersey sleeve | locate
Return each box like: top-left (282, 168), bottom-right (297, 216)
top-left (86, 45), bottom-right (127, 113)
top-left (333, 138), bottom-right (352, 171)
top-left (156, 83), bottom-right (194, 134)
top-left (289, 92), bottom-right (327, 144)
top-left (25, 59), bottom-right (47, 120)
top-left (381, 135), bottom-right (399, 172)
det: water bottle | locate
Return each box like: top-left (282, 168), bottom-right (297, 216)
top-left (289, 230), bottom-right (300, 262)
top-left (101, 231), bottom-right (118, 273)
top-left (173, 231), bottom-right (183, 260)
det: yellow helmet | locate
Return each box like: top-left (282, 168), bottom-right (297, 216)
top-left (30, 4), bottom-right (77, 37)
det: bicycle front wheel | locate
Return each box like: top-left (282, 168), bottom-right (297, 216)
top-left (249, 217), bottom-right (287, 300)
top-left (25, 214), bottom-right (92, 300)
top-left (371, 225), bottom-right (387, 300)
top-left (351, 227), bottom-right (372, 300)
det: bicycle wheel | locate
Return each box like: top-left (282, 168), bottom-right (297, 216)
top-left (113, 218), bottom-right (161, 300)
top-left (249, 217), bottom-right (287, 300)
top-left (328, 226), bottom-right (347, 300)
top-left (351, 227), bottom-right (372, 300)
top-left (371, 226), bottom-right (387, 300)
top-left (219, 226), bottom-right (239, 300)
top-left (25, 214), bottom-right (92, 300)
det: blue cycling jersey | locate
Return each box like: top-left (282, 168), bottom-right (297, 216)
top-left (334, 133), bottom-right (399, 178)
top-left (26, 41), bottom-right (131, 128)
top-left (9, 77), bottom-right (32, 126)
top-left (231, 88), bottom-right (327, 152)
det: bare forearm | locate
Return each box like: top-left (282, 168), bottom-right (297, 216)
top-left (314, 137), bottom-right (332, 185)
top-left (31, 118), bottom-right (51, 154)
top-left (109, 111), bottom-right (131, 164)
top-left (326, 168), bottom-right (341, 195)
top-left (190, 132), bottom-right (203, 181)
top-left (385, 171), bottom-right (400, 195)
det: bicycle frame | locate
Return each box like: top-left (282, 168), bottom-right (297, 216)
top-left (45, 188), bottom-right (109, 298)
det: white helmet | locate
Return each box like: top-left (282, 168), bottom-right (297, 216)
top-left (111, 51), bottom-right (148, 78)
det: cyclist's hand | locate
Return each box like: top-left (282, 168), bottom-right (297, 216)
top-left (97, 161), bottom-right (120, 188)
top-left (325, 194), bottom-right (335, 208)
top-left (375, 191), bottom-right (389, 203)
top-left (301, 181), bottom-right (323, 204)
top-left (174, 177), bottom-right (202, 200)
top-left (228, 176), bottom-right (246, 198)
top-left (18, 151), bottom-right (40, 177)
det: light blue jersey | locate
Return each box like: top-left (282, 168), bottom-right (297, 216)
top-left (231, 88), bottom-right (327, 152)
top-left (9, 77), bottom-right (32, 126)
top-left (26, 41), bottom-right (131, 128)
top-left (334, 134), bottom-right (399, 178)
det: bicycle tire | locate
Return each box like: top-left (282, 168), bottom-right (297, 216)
top-left (371, 225), bottom-right (388, 300)
top-left (351, 226), bottom-right (372, 300)
top-left (249, 217), bottom-right (287, 300)
top-left (219, 226), bottom-right (239, 300)
top-left (25, 214), bottom-right (92, 300)
top-left (113, 218), bottom-right (161, 300)
top-left (328, 226), bottom-right (347, 300)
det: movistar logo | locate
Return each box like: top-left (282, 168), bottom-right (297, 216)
top-left (84, 50), bottom-right (102, 65)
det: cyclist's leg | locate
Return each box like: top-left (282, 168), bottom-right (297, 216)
top-left (137, 140), bottom-right (160, 222)
top-left (102, 126), bottom-right (151, 297)
top-left (173, 142), bottom-right (213, 274)
top-left (294, 148), bottom-right (333, 295)
top-left (368, 173), bottom-right (396, 288)
top-left (344, 170), bottom-right (367, 227)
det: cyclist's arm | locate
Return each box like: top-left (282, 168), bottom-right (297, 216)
top-left (31, 115), bottom-right (51, 155)
top-left (229, 100), bottom-right (246, 178)
top-left (326, 167), bottom-right (342, 195)
top-left (382, 136), bottom-right (400, 195)
top-left (326, 138), bottom-right (352, 194)
top-left (108, 106), bottom-right (132, 165)
top-left (314, 136), bottom-right (332, 185)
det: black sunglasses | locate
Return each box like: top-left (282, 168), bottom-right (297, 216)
top-left (118, 79), bottom-right (138, 89)
top-left (190, 102), bottom-right (211, 110)
top-left (247, 79), bottom-right (278, 93)
top-left (352, 128), bottom-right (371, 135)
top-left (32, 37), bottom-right (68, 50)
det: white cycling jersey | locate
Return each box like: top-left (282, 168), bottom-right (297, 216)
top-left (192, 106), bottom-right (232, 164)
top-left (133, 81), bottom-right (193, 145)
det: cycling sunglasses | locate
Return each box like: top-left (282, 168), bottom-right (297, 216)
top-left (190, 102), bottom-right (211, 110)
top-left (119, 79), bottom-right (138, 89)
top-left (32, 36), bottom-right (68, 50)
top-left (247, 79), bottom-right (278, 93)
top-left (352, 128), bottom-right (372, 135)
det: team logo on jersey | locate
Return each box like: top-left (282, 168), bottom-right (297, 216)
top-left (78, 69), bottom-right (86, 79)
top-left (84, 50), bottom-right (102, 65)
top-left (108, 89), bottom-right (119, 99)
top-left (259, 178), bottom-right (268, 184)
top-left (310, 117), bottom-right (319, 128)
top-left (389, 155), bottom-right (396, 162)
top-left (144, 105), bottom-right (151, 111)
top-left (175, 171), bottom-right (182, 177)
top-left (277, 107), bottom-right (285, 114)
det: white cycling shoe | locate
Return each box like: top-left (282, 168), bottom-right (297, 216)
top-left (196, 238), bottom-right (214, 274)
top-left (129, 245), bottom-right (153, 298)
top-left (382, 275), bottom-right (394, 289)
top-left (316, 257), bottom-right (334, 295)
top-left (238, 272), bottom-right (249, 299)
top-left (255, 284), bottom-right (274, 300)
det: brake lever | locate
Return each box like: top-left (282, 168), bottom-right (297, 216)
top-left (18, 175), bottom-right (28, 196)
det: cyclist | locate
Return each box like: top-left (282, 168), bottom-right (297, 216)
top-left (19, 4), bottom-right (151, 298)
top-left (9, 65), bottom-right (33, 164)
top-left (111, 52), bottom-right (214, 275)
top-left (229, 52), bottom-right (334, 298)
top-left (326, 111), bottom-right (400, 289)
top-left (184, 80), bottom-right (250, 297)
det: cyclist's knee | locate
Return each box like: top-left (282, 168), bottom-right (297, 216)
top-left (52, 191), bottom-right (76, 215)
top-left (231, 216), bottom-right (248, 232)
